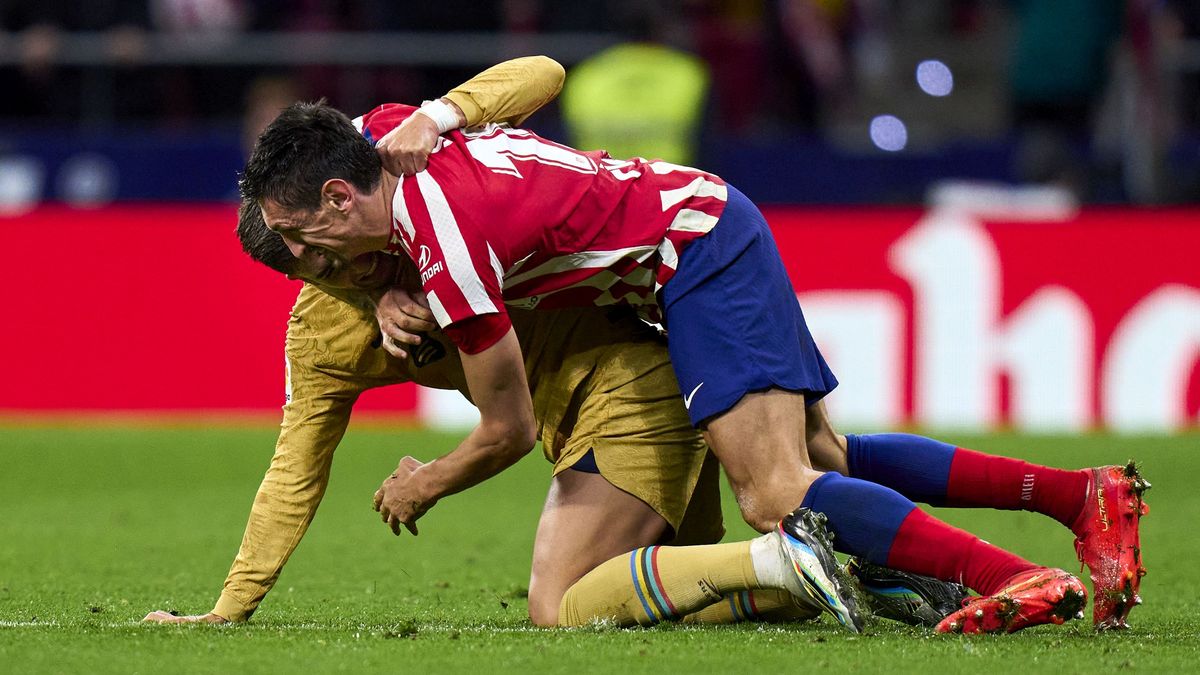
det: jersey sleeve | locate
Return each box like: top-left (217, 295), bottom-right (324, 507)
top-left (212, 288), bottom-right (399, 621)
top-left (395, 170), bottom-right (511, 354)
top-left (444, 55), bottom-right (565, 128)
top-left (211, 352), bottom-right (359, 621)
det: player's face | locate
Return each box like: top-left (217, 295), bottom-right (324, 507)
top-left (292, 250), bottom-right (399, 292)
top-left (261, 182), bottom-right (388, 264)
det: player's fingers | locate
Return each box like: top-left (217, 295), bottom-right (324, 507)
top-left (143, 610), bottom-right (171, 622)
top-left (381, 322), bottom-right (422, 345)
top-left (373, 488), bottom-right (383, 511)
top-left (399, 311), bottom-right (436, 332)
top-left (404, 520), bottom-right (419, 536)
top-left (388, 515), bottom-right (402, 536)
top-left (380, 337), bottom-right (408, 360)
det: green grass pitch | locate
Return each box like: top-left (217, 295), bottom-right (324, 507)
top-left (1, 424), bottom-right (1197, 673)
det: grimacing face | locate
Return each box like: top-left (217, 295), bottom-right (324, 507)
top-left (260, 184), bottom-right (387, 265)
top-left (292, 250), bottom-right (400, 292)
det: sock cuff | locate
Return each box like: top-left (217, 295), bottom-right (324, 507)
top-left (800, 471), bottom-right (840, 510)
top-left (844, 434), bottom-right (864, 476)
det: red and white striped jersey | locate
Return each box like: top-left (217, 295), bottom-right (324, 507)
top-left (354, 104), bottom-right (728, 352)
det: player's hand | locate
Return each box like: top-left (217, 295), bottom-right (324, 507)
top-left (375, 112), bottom-right (439, 176)
top-left (373, 456), bottom-right (436, 536)
top-left (142, 611), bottom-right (228, 625)
top-left (375, 287), bottom-right (436, 359)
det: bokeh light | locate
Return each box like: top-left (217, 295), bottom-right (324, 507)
top-left (869, 115), bottom-right (908, 152)
top-left (916, 59), bottom-right (954, 97)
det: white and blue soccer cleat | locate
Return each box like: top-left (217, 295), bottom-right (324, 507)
top-left (774, 507), bottom-right (865, 633)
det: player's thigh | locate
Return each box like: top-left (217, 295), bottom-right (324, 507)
top-left (528, 469), bottom-right (669, 626)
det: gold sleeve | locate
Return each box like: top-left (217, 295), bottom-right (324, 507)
top-left (212, 287), bottom-right (399, 621)
top-left (211, 357), bottom-right (361, 621)
top-left (444, 55), bottom-right (565, 128)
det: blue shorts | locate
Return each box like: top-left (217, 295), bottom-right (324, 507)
top-left (660, 185), bottom-right (838, 427)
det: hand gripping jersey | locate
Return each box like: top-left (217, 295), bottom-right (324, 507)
top-left (354, 104), bottom-right (728, 353)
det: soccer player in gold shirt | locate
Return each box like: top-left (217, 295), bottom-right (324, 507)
top-left (144, 56), bottom-right (845, 629)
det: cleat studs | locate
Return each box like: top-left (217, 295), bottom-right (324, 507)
top-left (975, 609), bottom-right (984, 619)
top-left (1075, 611), bottom-right (1084, 619)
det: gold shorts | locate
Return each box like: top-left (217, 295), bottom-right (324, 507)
top-left (538, 325), bottom-right (724, 546)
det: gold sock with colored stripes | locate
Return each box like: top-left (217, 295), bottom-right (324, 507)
top-left (558, 542), bottom-right (759, 627)
top-left (682, 589), bottom-right (822, 624)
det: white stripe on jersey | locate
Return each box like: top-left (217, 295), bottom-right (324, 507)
top-left (659, 176), bottom-right (728, 211)
top-left (502, 245), bottom-right (658, 289)
top-left (487, 244), bottom-right (504, 286)
top-left (655, 238), bottom-right (680, 287)
top-left (426, 290), bottom-right (453, 328)
top-left (669, 208), bottom-right (720, 234)
top-left (391, 175), bottom-right (416, 242)
top-left (415, 171), bottom-right (498, 317)
top-left (648, 160), bottom-right (702, 175)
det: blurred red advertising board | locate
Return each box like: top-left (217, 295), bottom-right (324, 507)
top-left (1, 204), bottom-right (1196, 431)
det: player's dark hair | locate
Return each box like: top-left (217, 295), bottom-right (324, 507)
top-left (239, 99), bottom-right (381, 212)
top-left (236, 199), bottom-right (297, 275)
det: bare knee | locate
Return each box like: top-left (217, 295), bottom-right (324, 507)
top-left (527, 584), bottom-right (563, 627)
top-left (731, 467), bottom-right (825, 533)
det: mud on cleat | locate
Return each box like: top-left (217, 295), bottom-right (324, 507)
top-left (934, 568), bottom-right (1087, 635)
top-left (776, 507), bottom-right (865, 633)
top-left (847, 558), bottom-right (970, 627)
top-left (1071, 461), bottom-right (1151, 630)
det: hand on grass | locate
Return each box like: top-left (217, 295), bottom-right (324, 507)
top-left (373, 456), bottom-right (436, 536)
top-left (142, 611), bottom-right (228, 625)
top-left (374, 287), bottom-right (436, 359)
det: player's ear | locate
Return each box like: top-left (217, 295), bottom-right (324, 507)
top-left (321, 179), bottom-right (354, 212)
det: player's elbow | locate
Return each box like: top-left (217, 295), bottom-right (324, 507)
top-left (481, 416), bottom-right (537, 460)
top-left (530, 55), bottom-right (565, 94)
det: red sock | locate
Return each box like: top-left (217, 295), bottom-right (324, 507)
top-left (945, 448), bottom-right (1090, 527)
top-left (887, 509), bottom-right (1038, 596)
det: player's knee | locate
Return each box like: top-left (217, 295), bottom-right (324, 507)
top-left (526, 585), bottom-right (562, 627)
top-left (734, 468), bottom-right (825, 532)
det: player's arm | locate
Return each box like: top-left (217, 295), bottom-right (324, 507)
top-left (144, 321), bottom-right (376, 624)
top-left (374, 326), bottom-right (535, 535)
top-left (376, 55), bottom-right (564, 175)
top-left (445, 54), bottom-right (565, 128)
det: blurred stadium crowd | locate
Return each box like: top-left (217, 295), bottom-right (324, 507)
top-left (1, 0), bottom-right (1199, 204)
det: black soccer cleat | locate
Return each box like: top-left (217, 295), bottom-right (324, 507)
top-left (847, 557), bottom-right (970, 627)
top-left (776, 507), bottom-right (865, 633)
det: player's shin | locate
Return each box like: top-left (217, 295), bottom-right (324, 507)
top-left (557, 542), bottom-right (759, 627)
top-left (845, 433), bottom-right (1089, 526)
top-left (682, 590), bottom-right (820, 625)
top-left (800, 472), bottom-right (1039, 596)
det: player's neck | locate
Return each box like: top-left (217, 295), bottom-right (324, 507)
top-left (380, 171), bottom-right (399, 226)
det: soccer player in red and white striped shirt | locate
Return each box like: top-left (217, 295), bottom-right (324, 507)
top-left (240, 99), bottom-right (1126, 634)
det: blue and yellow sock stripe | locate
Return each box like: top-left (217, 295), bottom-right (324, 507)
top-left (628, 546), bottom-right (678, 624)
top-left (726, 590), bottom-right (760, 622)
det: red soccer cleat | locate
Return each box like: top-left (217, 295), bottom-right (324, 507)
top-left (1071, 461), bottom-right (1151, 629)
top-left (935, 568), bottom-right (1087, 635)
